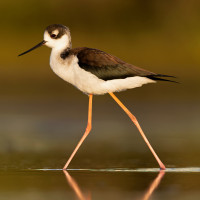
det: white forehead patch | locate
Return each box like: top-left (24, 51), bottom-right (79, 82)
top-left (43, 30), bottom-right (70, 49)
top-left (52, 29), bottom-right (59, 35)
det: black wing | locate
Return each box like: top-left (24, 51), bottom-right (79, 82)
top-left (72, 47), bottom-right (176, 82)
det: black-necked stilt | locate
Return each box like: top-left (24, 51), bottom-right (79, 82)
top-left (19, 24), bottom-right (176, 170)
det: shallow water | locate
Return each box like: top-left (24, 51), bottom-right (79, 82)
top-left (0, 99), bottom-right (200, 199)
top-left (0, 167), bottom-right (200, 200)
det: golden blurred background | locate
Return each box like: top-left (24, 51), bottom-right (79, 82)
top-left (0, 0), bottom-right (200, 99)
top-left (0, 0), bottom-right (199, 168)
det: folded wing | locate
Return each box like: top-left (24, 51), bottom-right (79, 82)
top-left (71, 47), bottom-right (176, 82)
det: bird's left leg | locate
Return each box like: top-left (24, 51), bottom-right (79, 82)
top-left (63, 94), bottom-right (93, 170)
top-left (109, 92), bottom-right (166, 170)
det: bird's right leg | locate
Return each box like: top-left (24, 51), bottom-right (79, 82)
top-left (63, 94), bottom-right (93, 170)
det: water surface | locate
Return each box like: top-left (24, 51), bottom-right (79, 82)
top-left (0, 100), bottom-right (200, 199)
top-left (0, 166), bottom-right (199, 200)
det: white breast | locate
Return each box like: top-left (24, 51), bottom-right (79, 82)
top-left (49, 51), bottom-right (155, 95)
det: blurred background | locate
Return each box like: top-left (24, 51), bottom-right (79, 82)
top-left (0, 0), bottom-right (200, 169)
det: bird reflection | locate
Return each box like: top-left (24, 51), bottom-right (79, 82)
top-left (63, 170), bottom-right (91, 200)
top-left (63, 170), bottom-right (165, 200)
top-left (142, 170), bottom-right (165, 200)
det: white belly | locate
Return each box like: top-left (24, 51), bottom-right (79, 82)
top-left (50, 54), bottom-right (155, 95)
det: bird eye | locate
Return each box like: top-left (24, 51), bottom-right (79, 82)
top-left (50, 34), bottom-right (57, 38)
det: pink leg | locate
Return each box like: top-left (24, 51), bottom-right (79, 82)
top-left (109, 92), bottom-right (166, 170)
top-left (63, 94), bottom-right (93, 170)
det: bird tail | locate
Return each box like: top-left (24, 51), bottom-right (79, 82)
top-left (147, 74), bottom-right (178, 83)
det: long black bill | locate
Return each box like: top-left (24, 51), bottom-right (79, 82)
top-left (18, 40), bottom-right (46, 56)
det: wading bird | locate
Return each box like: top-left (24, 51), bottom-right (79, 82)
top-left (19, 24), bottom-right (175, 170)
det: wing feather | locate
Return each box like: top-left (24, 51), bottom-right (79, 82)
top-left (70, 47), bottom-right (176, 82)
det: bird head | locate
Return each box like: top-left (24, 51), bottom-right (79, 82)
top-left (18, 24), bottom-right (71, 56)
